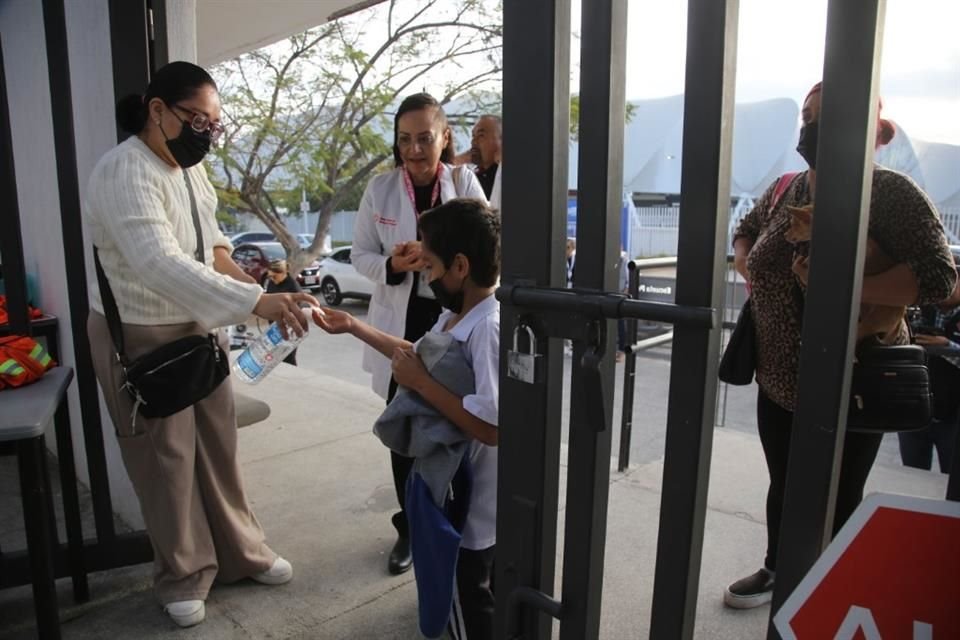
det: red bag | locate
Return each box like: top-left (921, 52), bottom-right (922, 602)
top-left (0, 335), bottom-right (56, 389)
top-left (0, 295), bottom-right (44, 326)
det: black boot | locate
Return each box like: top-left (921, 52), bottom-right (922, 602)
top-left (388, 512), bottom-right (412, 575)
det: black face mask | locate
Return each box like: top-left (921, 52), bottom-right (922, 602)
top-left (796, 121), bottom-right (819, 170)
top-left (162, 115), bottom-right (211, 168)
top-left (429, 272), bottom-right (465, 314)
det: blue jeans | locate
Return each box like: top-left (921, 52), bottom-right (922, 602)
top-left (897, 413), bottom-right (958, 472)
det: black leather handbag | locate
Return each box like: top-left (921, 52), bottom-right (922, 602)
top-left (847, 344), bottom-right (932, 433)
top-left (93, 172), bottom-right (229, 421)
top-left (719, 298), bottom-right (756, 385)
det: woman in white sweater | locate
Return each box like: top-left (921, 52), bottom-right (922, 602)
top-left (85, 61), bottom-right (317, 628)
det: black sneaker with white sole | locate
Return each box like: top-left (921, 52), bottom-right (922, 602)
top-left (723, 567), bottom-right (775, 609)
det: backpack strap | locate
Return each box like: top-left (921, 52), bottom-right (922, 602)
top-left (770, 172), bottom-right (799, 213)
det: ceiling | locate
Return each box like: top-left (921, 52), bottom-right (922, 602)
top-left (196, 0), bottom-right (386, 66)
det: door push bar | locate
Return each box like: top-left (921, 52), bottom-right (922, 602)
top-left (507, 586), bottom-right (564, 639)
top-left (497, 283), bottom-right (717, 329)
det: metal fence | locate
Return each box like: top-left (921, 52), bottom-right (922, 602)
top-left (941, 207), bottom-right (960, 244)
top-left (631, 203), bottom-right (960, 258)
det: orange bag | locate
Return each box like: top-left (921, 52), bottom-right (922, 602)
top-left (0, 295), bottom-right (44, 326)
top-left (0, 336), bottom-right (56, 389)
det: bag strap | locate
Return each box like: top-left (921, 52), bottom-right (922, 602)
top-left (770, 172), bottom-right (799, 213)
top-left (94, 248), bottom-right (128, 364)
top-left (93, 169), bottom-right (207, 364)
top-left (183, 170), bottom-right (205, 263)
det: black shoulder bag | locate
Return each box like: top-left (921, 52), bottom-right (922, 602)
top-left (847, 342), bottom-right (932, 434)
top-left (94, 171), bottom-right (229, 421)
top-left (791, 283), bottom-right (931, 434)
top-left (718, 297), bottom-right (756, 385)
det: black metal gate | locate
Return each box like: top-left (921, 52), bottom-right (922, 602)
top-left (494, 1), bottom-right (911, 639)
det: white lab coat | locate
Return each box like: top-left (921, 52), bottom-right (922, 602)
top-left (352, 163), bottom-right (487, 398)
top-left (489, 164), bottom-right (502, 213)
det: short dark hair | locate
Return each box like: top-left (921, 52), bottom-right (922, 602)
top-left (418, 199), bottom-right (500, 287)
top-left (116, 61), bottom-right (217, 135)
top-left (393, 92), bottom-right (453, 167)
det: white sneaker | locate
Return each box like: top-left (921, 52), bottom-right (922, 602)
top-left (164, 600), bottom-right (205, 627)
top-left (252, 556), bottom-right (293, 585)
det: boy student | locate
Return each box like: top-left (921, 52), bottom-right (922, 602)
top-left (313, 198), bottom-right (500, 639)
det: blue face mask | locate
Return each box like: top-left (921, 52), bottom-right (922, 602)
top-left (428, 270), bottom-right (465, 313)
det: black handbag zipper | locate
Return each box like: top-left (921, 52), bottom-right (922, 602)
top-left (142, 343), bottom-right (208, 376)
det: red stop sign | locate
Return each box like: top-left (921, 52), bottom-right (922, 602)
top-left (774, 493), bottom-right (960, 640)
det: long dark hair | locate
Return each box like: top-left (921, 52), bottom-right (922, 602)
top-left (115, 61), bottom-right (217, 135)
top-left (392, 92), bottom-right (453, 167)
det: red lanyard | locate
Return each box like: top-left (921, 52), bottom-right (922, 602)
top-left (401, 163), bottom-right (444, 215)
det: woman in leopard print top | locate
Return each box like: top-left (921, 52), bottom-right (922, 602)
top-left (723, 83), bottom-right (957, 610)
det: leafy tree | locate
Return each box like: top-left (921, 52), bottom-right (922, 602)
top-left (209, 0), bottom-right (503, 270)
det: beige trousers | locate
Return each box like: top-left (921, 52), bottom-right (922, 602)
top-left (87, 312), bottom-right (275, 604)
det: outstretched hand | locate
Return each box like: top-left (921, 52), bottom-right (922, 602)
top-left (311, 307), bottom-right (354, 335)
top-left (253, 291), bottom-right (319, 339)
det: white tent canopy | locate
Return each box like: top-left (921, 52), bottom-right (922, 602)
top-left (564, 95), bottom-right (956, 210)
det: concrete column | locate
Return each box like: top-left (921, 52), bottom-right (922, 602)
top-left (165, 0), bottom-right (198, 63)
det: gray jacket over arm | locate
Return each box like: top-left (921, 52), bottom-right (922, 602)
top-left (373, 332), bottom-right (476, 506)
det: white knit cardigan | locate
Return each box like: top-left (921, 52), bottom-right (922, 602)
top-left (85, 136), bottom-right (262, 330)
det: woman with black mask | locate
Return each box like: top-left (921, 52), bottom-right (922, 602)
top-left (85, 61), bottom-right (317, 628)
top-left (724, 82), bottom-right (956, 610)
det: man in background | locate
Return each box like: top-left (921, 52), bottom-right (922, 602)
top-left (455, 114), bottom-right (502, 210)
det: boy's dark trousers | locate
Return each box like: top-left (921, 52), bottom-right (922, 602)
top-left (449, 546), bottom-right (495, 640)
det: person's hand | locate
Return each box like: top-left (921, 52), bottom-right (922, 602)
top-left (390, 241), bottom-right (426, 272)
top-left (914, 334), bottom-right (950, 346)
top-left (451, 149), bottom-right (474, 166)
top-left (252, 292), bottom-right (319, 339)
top-left (792, 255), bottom-right (810, 286)
top-left (311, 307), bottom-right (354, 335)
top-left (392, 347), bottom-right (429, 390)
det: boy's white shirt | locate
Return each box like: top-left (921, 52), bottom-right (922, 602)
top-left (418, 293), bottom-right (499, 550)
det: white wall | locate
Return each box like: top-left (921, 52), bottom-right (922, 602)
top-left (0, 0), bottom-right (149, 529)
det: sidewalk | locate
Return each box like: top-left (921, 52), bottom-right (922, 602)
top-left (0, 358), bottom-right (948, 639)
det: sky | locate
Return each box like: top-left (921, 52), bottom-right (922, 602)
top-left (592, 0), bottom-right (960, 144)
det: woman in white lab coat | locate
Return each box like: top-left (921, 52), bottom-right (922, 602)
top-left (352, 92), bottom-right (486, 575)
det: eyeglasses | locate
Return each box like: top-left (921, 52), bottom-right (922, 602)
top-left (171, 104), bottom-right (225, 143)
top-left (397, 132), bottom-right (438, 150)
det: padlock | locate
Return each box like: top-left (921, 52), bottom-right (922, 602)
top-left (507, 324), bottom-right (542, 384)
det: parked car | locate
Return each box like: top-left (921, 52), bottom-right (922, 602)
top-left (298, 232), bottom-right (334, 255)
top-left (230, 231), bottom-right (275, 245)
top-left (315, 246), bottom-right (374, 305)
top-left (231, 242), bottom-right (322, 292)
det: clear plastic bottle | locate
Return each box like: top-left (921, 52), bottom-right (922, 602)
top-left (232, 321), bottom-right (306, 384)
